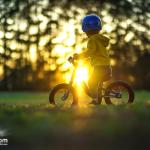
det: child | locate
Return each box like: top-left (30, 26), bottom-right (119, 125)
top-left (73, 14), bottom-right (112, 104)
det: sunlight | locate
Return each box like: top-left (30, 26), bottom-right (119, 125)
top-left (19, 21), bottom-right (27, 31)
top-left (0, 65), bottom-right (3, 79)
top-left (52, 45), bottom-right (71, 57)
top-left (39, 35), bottom-right (49, 46)
top-left (29, 45), bottom-right (37, 62)
top-left (5, 32), bottom-right (14, 39)
top-left (110, 59), bottom-right (116, 66)
top-left (29, 26), bottom-right (38, 35)
top-left (63, 61), bottom-right (89, 85)
top-left (50, 64), bottom-right (56, 71)
top-left (75, 63), bottom-right (89, 84)
top-left (60, 61), bottom-right (71, 71)
top-left (0, 46), bottom-right (4, 53)
top-left (103, 24), bottom-right (113, 33)
top-left (125, 32), bottom-right (134, 42)
top-left (9, 40), bottom-right (18, 50)
top-left (52, 32), bottom-right (67, 43)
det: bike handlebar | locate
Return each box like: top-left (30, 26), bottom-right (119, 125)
top-left (68, 56), bottom-right (79, 65)
top-left (68, 56), bottom-right (74, 63)
top-left (68, 56), bottom-right (78, 63)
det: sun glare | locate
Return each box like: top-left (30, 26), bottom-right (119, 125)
top-left (0, 65), bottom-right (3, 79)
top-left (63, 62), bottom-right (89, 85)
top-left (75, 65), bottom-right (89, 84)
top-left (29, 45), bottom-right (37, 62)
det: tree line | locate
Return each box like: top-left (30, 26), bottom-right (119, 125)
top-left (0, 0), bottom-right (149, 90)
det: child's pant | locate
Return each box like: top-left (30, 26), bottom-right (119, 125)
top-left (88, 65), bottom-right (112, 98)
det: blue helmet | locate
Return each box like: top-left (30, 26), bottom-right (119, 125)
top-left (82, 14), bottom-right (102, 32)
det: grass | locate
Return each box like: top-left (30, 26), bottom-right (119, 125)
top-left (0, 92), bottom-right (48, 104)
top-left (0, 90), bottom-right (150, 150)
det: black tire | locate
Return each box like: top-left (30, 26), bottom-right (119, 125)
top-left (49, 83), bottom-right (78, 107)
top-left (104, 81), bottom-right (134, 105)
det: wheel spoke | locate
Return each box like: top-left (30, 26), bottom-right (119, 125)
top-left (54, 88), bottom-right (73, 107)
top-left (109, 85), bottom-right (129, 105)
top-left (104, 81), bottom-right (134, 105)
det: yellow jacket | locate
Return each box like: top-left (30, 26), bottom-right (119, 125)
top-left (79, 34), bottom-right (110, 66)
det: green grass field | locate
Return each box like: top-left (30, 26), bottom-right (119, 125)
top-left (0, 91), bottom-right (150, 150)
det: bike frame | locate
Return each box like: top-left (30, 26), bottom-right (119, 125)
top-left (65, 57), bottom-right (121, 100)
top-left (67, 59), bottom-right (92, 96)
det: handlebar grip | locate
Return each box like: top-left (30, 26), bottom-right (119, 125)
top-left (68, 56), bottom-right (73, 63)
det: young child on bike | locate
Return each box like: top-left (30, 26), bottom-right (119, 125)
top-left (73, 14), bottom-right (112, 105)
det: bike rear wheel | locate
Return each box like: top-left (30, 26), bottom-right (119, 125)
top-left (49, 83), bottom-right (78, 107)
top-left (104, 81), bottom-right (134, 105)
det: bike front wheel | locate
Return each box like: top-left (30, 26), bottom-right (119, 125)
top-left (49, 83), bottom-right (78, 107)
top-left (104, 81), bottom-right (134, 105)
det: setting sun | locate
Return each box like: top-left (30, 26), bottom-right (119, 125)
top-left (63, 61), bottom-right (90, 85)
top-left (75, 67), bottom-right (88, 84)
top-left (74, 65), bottom-right (89, 84)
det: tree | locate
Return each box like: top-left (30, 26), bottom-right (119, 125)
top-left (0, 0), bottom-right (149, 90)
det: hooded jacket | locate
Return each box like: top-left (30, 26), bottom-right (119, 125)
top-left (78, 33), bottom-right (110, 66)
